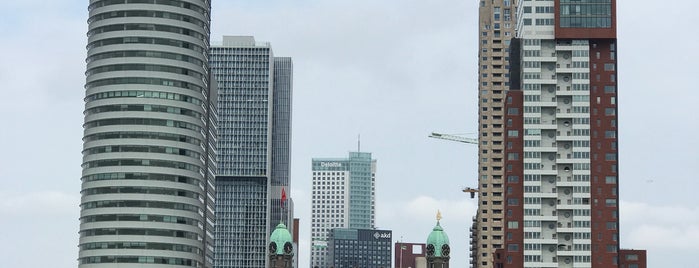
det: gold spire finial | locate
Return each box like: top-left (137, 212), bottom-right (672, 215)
top-left (436, 210), bottom-right (442, 221)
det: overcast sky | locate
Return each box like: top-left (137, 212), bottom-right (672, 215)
top-left (0, 0), bottom-right (697, 267)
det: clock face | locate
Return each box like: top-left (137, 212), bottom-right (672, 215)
top-left (269, 242), bottom-right (277, 254)
top-left (441, 244), bottom-right (450, 257)
top-left (284, 242), bottom-right (293, 254)
top-left (426, 244), bottom-right (435, 257)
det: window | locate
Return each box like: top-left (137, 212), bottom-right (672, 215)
top-left (605, 131), bottom-right (616, 138)
top-left (507, 176), bottom-right (519, 183)
top-left (604, 86), bottom-right (616, 93)
top-left (507, 108), bottom-right (519, 115)
top-left (605, 176), bottom-right (617, 184)
top-left (625, 254), bottom-right (639, 261)
top-left (605, 199), bottom-right (617, 207)
top-left (604, 63), bottom-right (615, 71)
top-left (507, 198), bottom-right (519, 205)
top-left (508, 221), bottom-right (519, 229)
top-left (507, 244), bottom-right (519, 252)
top-left (605, 153), bottom-right (617, 161)
top-left (508, 153), bottom-right (519, 160)
top-left (507, 130), bottom-right (519, 137)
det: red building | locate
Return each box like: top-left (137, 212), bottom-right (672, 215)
top-left (491, 0), bottom-right (646, 267)
top-left (394, 242), bottom-right (425, 268)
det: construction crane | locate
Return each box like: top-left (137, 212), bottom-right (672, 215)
top-left (462, 187), bottom-right (478, 199)
top-left (429, 132), bottom-right (480, 198)
top-left (428, 132), bottom-right (478, 145)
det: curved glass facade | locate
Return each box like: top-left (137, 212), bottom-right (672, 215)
top-left (79, 0), bottom-right (216, 267)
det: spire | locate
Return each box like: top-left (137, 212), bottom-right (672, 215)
top-left (436, 209), bottom-right (442, 223)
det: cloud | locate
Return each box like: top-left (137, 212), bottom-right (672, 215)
top-left (0, 191), bottom-right (79, 218)
top-left (620, 200), bottom-right (699, 251)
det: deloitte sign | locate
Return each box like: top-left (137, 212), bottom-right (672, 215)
top-left (320, 162), bottom-right (343, 168)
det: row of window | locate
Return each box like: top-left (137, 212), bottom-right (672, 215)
top-left (81, 172), bottom-right (201, 185)
top-left (81, 200), bottom-right (199, 212)
top-left (87, 36), bottom-right (205, 54)
top-left (88, 23), bottom-right (207, 42)
top-left (80, 227), bottom-right (200, 240)
top-left (80, 256), bottom-right (197, 266)
top-left (87, 50), bottom-right (204, 66)
top-left (81, 213), bottom-right (200, 226)
top-left (80, 241), bottom-right (200, 253)
top-left (87, 63), bottom-right (205, 81)
top-left (84, 145), bottom-right (201, 159)
top-left (86, 90), bottom-right (204, 106)
top-left (82, 186), bottom-right (200, 199)
top-left (88, 0), bottom-right (208, 16)
top-left (84, 118), bottom-right (202, 132)
top-left (88, 10), bottom-right (207, 28)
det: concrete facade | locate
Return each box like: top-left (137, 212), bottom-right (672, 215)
top-left (474, 0), bottom-right (519, 267)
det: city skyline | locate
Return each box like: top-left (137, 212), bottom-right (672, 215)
top-left (0, 1), bottom-right (697, 268)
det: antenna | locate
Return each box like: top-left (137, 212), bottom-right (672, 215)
top-left (357, 134), bottom-right (361, 152)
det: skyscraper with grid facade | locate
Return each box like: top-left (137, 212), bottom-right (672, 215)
top-left (310, 152), bottom-right (376, 268)
top-left (79, 0), bottom-right (217, 267)
top-left (474, 0), bottom-right (518, 267)
top-left (210, 36), bottom-right (294, 268)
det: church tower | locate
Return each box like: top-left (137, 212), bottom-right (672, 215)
top-left (426, 211), bottom-right (451, 268)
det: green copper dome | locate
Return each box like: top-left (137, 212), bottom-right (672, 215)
top-left (426, 221), bottom-right (450, 257)
top-left (270, 222), bottom-right (293, 255)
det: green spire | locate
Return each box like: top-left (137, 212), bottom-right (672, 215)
top-left (426, 211), bottom-right (450, 257)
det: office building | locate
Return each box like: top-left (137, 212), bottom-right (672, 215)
top-left (211, 36), bottom-right (294, 268)
top-left (474, 0), bottom-right (518, 267)
top-left (395, 242), bottom-right (425, 268)
top-left (310, 152), bottom-right (377, 267)
top-left (492, 0), bottom-right (645, 267)
top-left (327, 228), bottom-right (392, 268)
top-left (78, 0), bottom-right (217, 267)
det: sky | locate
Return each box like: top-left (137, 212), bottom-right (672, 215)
top-left (0, 0), bottom-right (697, 267)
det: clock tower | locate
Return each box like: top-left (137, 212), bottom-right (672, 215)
top-left (426, 211), bottom-right (450, 268)
top-left (268, 222), bottom-right (294, 268)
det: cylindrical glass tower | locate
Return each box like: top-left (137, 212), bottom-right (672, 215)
top-left (79, 0), bottom-right (216, 267)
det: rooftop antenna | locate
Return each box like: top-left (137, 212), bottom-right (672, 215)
top-left (357, 134), bottom-right (361, 152)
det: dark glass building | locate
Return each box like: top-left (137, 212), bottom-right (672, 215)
top-left (210, 36), bottom-right (293, 268)
top-left (327, 229), bottom-right (392, 268)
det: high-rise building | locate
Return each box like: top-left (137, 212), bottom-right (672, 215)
top-left (310, 152), bottom-right (376, 268)
top-left (210, 36), bottom-right (293, 268)
top-left (327, 228), bottom-right (392, 268)
top-left (474, 0), bottom-right (519, 267)
top-left (78, 0), bottom-right (217, 267)
top-left (490, 1), bottom-right (644, 267)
